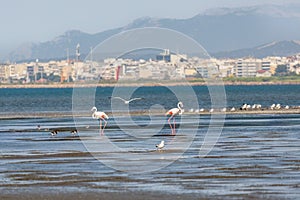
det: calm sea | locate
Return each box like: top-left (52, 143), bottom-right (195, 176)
top-left (0, 84), bottom-right (299, 114)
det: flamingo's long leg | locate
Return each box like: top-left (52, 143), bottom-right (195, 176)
top-left (99, 119), bottom-right (102, 135)
top-left (168, 115), bottom-right (175, 134)
top-left (173, 117), bottom-right (176, 135)
top-left (102, 119), bottom-right (107, 135)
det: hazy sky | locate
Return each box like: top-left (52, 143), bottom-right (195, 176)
top-left (0, 0), bottom-right (299, 55)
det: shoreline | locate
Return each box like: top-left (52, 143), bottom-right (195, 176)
top-left (0, 108), bottom-right (299, 120)
top-left (0, 81), bottom-right (300, 88)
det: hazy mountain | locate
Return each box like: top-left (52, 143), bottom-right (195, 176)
top-left (212, 40), bottom-right (300, 58)
top-left (202, 4), bottom-right (300, 18)
top-left (8, 4), bottom-right (300, 62)
top-left (9, 29), bottom-right (122, 62)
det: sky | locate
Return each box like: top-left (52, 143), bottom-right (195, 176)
top-left (0, 0), bottom-right (299, 55)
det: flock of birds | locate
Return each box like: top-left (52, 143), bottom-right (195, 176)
top-left (46, 96), bottom-right (298, 151)
top-left (187, 103), bottom-right (296, 113)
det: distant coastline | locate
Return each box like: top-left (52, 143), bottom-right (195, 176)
top-left (0, 80), bottom-right (300, 88)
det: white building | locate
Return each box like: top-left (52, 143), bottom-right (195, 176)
top-left (234, 59), bottom-right (261, 77)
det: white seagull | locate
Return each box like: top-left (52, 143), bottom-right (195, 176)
top-left (285, 105), bottom-right (289, 109)
top-left (270, 104), bottom-right (276, 110)
top-left (189, 108), bottom-right (194, 112)
top-left (275, 103), bottom-right (281, 110)
top-left (110, 96), bottom-right (143, 104)
top-left (156, 140), bottom-right (165, 150)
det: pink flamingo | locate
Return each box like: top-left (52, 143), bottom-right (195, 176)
top-left (91, 107), bottom-right (109, 135)
top-left (165, 102), bottom-right (184, 135)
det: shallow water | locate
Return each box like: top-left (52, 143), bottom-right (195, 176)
top-left (0, 114), bottom-right (300, 199)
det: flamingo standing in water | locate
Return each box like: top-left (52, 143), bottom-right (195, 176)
top-left (165, 102), bottom-right (184, 135)
top-left (91, 107), bottom-right (109, 135)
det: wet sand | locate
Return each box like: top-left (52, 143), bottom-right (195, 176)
top-left (1, 113), bottom-right (299, 199)
top-left (0, 190), bottom-right (206, 200)
top-left (0, 190), bottom-right (279, 200)
top-left (0, 184), bottom-right (281, 200)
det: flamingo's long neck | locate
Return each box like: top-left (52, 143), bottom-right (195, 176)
top-left (92, 108), bottom-right (97, 118)
top-left (177, 103), bottom-right (183, 114)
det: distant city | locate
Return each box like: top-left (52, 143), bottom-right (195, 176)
top-left (1, 48), bottom-right (300, 84)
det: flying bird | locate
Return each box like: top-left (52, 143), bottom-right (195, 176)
top-left (165, 101), bottom-right (184, 135)
top-left (91, 106), bottom-right (109, 135)
top-left (156, 140), bottom-right (165, 151)
top-left (110, 96), bottom-right (143, 104)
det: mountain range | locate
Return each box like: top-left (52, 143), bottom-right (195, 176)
top-left (7, 4), bottom-right (300, 62)
top-left (213, 40), bottom-right (300, 58)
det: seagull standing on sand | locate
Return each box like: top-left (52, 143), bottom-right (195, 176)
top-left (156, 140), bottom-right (165, 151)
top-left (189, 108), bottom-right (194, 112)
top-left (110, 96), bottom-right (143, 104)
top-left (285, 105), bottom-right (289, 109)
top-left (270, 104), bottom-right (276, 110)
top-left (241, 103), bottom-right (248, 110)
top-left (165, 102), bottom-right (184, 135)
top-left (91, 107), bottom-right (109, 135)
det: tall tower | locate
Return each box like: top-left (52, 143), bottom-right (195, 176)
top-left (76, 43), bottom-right (80, 62)
top-left (35, 59), bottom-right (39, 82)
